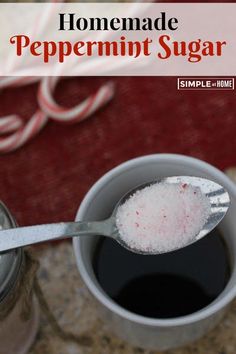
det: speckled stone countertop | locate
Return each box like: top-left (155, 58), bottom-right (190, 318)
top-left (29, 169), bottom-right (236, 354)
top-left (27, 242), bottom-right (236, 354)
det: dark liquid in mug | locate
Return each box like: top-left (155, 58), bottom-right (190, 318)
top-left (93, 228), bottom-right (231, 318)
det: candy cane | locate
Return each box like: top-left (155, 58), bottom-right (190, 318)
top-left (0, 110), bottom-right (47, 153)
top-left (0, 1), bottom-right (116, 153)
top-left (38, 77), bottom-right (115, 123)
top-left (0, 77), bottom-right (39, 90)
top-left (0, 115), bottom-right (23, 135)
top-left (0, 77), bottom-right (115, 153)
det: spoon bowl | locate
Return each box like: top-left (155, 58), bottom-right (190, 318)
top-left (111, 176), bottom-right (230, 254)
top-left (0, 176), bottom-right (230, 254)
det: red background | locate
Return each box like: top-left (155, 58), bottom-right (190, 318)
top-left (0, 77), bottom-right (235, 226)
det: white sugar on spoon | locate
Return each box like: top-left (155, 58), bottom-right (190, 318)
top-left (114, 176), bottom-right (230, 254)
top-left (0, 176), bottom-right (230, 255)
top-left (116, 182), bottom-right (211, 254)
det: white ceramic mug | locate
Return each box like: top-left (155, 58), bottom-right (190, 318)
top-left (73, 154), bottom-right (236, 350)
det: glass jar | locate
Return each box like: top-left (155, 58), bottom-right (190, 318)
top-left (0, 202), bottom-right (39, 354)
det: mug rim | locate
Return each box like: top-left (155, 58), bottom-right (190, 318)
top-left (73, 153), bottom-right (236, 327)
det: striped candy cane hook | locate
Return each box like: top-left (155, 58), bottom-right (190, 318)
top-left (38, 77), bottom-right (115, 123)
top-left (0, 77), bottom-right (115, 153)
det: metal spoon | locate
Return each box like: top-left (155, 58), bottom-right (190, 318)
top-left (0, 176), bottom-right (230, 254)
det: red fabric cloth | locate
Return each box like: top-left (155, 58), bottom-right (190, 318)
top-left (0, 77), bottom-right (235, 226)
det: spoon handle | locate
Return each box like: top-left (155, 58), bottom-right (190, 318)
top-left (0, 219), bottom-right (112, 252)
